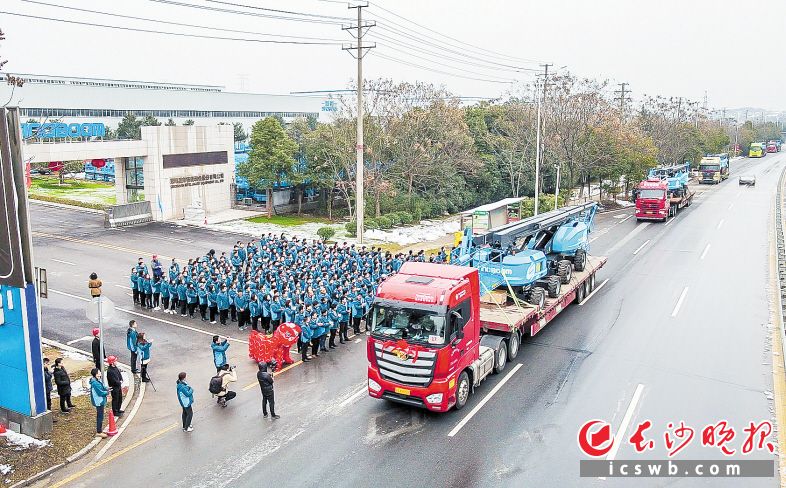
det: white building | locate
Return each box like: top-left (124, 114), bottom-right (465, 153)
top-left (0, 73), bottom-right (336, 133)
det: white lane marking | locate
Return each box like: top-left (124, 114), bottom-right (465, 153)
top-left (618, 215), bottom-right (633, 223)
top-left (671, 287), bottom-right (689, 317)
top-left (448, 363), bottom-right (523, 437)
top-left (50, 289), bottom-right (249, 344)
top-left (95, 381), bottom-right (146, 460)
top-left (354, 338), bottom-right (361, 343)
top-left (66, 336), bottom-right (92, 345)
top-left (664, 217), bottom-right (676, 226)
top-left (579, 279), bottom-right (609, 306)
top-left (51, 258), bottom-right (76, 266)
top-left (338, 387), bottom-right (367, 409)
top-left (115, 284), bottom-right (131, 290)
top-left (605, 384), bottom-right (645, 462)
top-left (717, 219), bottom-right (725, 229)
top-left (606, 222), bottom-right (650, 255)
top-left (632, 240), bottom-right (650, 255)
top-left (728, 202), bottom-right (734, 210)
top-left (700, 244), bottom-right (711, 260)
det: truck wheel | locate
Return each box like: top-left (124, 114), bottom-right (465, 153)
top-left (557, 260), bottom-right (573, 284)
top-left (574, 249), bottom-right (587, 272)
top-left (493, 341), bottom-right (507, 374)
top-left (546, 276), bottom-right (561, 298)
top-left (454, 371), bottom-right (470, 410)
top-left (589, 273), bottom-right (596, 291)
top-left (507, 331), bottom-right (520, 360)
top-left (528, 287), bottom-right (546, 309)
top-left (575, 281), bottom-right (586, 303)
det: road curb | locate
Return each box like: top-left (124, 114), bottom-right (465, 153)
top-left (29, 199), bottom-right (105, 215)
top-left (9, 339), bottom-right (141, 487)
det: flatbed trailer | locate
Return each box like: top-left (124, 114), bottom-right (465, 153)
top-left (479, 256), bottom-right (607, 339)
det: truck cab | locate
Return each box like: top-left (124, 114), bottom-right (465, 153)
top-left (635, 178), bottom-right (669, 221)
top-left (367, 263), bottom-right (496, 412)
top-left (699, 155), bottom-right (728, 184)
top-left (750, 143), bottom-right (765, 158)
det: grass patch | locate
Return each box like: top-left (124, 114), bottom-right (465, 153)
top-left (29, 176), bottom-right (115, 207)
top-left (246, 214), bottom-right (329, 226)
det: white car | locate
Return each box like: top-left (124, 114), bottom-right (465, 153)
top-left (739, 175), bottom-right (756, 186)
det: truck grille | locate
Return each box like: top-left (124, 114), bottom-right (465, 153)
top-left (641, 201), bottom-right (659, 212)
top-left (374, 342), bottom-right (436, 387)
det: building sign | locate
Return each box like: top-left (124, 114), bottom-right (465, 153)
top-left (162, 151), bottom-right (228, 169)
top-left (322, 100), bottom-right (337, 112)
top-left (170, 173), bottom-right (225, 189)
top-left (21, 122), bottom-right (105, 139)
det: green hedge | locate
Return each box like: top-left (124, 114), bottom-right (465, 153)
top-left (317, 227), bottom-right (336, 242)
top-left (30, 194), bottom-right (106, 210)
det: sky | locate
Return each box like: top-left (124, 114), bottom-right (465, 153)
top-left (1, 0), bottom-right (784, 111)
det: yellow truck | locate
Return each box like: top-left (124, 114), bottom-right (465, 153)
top-left (749, 143), bottom-right (765, 158)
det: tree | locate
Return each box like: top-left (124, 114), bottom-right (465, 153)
top-left (183, 119), bottom-right (195, 126)
top-left (0, 28), bottom-right (24, 94)
top-left (233, 122), bottom-right (247, 143)
top-left (165, 118), bottom-right (176, 126)
top-left (117, 113), bottom-right (141, 139)
top-left (140, 115), bottom-right (161, 127)
top-left (303, 120), bottom-right (355, 220)
top-left (239, 117), bottom-right (298, 217)
top-left (102, 125), bottom-right (117, 140)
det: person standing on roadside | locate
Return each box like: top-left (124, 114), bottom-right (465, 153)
top-left (211, 335), bottom-right (230, 373)
top-left (91, 327), bottom-right (104, 371)
top-left (127, 320), bottom-right (138, 374)
top-left (256, 362), bottom-right (279, 419)
top-left (217, 285), bottom-right (230, 325)
top-left (106, 356), bottom-right (124, 417)
top-left (88, 272), bottom-right (102, 298)
top-left (43, 357), bottom-right (54, 413)
top-left (53, 358), bottom-right (75, 413)
top-left (136, 332), bottom-right (153, 383)
top-left (89, 368), bottom-right (110, 438)
top-left (177, 372), bottom-right (194, 432)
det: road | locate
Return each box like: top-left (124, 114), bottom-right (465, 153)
top-left (30, 153), bottom-right (783, 487)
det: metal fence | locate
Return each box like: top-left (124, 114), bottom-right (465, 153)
top-left (774, 167), bottom-right (786, 376)
top-left (104, 201), bottom-right (153, 228)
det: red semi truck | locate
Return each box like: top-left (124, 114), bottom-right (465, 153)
top-left (635, 178), bottom-right (694, 222)
top-left (366, 256), bottom-right (606, 412)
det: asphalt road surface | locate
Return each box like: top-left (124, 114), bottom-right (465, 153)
top-left (30, 154), bottom-right (783, 488)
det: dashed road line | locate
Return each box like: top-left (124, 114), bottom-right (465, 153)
top-left (717, 219), bottom-right (725, 229)
top-left (51, 258), bottom-right (76, 266)
top-left (603, 383), bottom-right (645, 471)
top-left (579, 279), bottom-right (609, 306)
top-left (632, 239), bottom-right (650, 255)
top-left (671, 287), bottom-right (689, 317)
top-left (700, 244), bottom-right (711, 260)
top-left (448, 363), bottom-right (523, 437)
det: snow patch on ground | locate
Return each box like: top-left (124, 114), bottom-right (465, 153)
top-left (0, 465), bottom-right (12, 475)
top-left (365, 219), bottom-right (460, 246)
top-left (1, 430), bottom-right (50, 450)
top-left (205, 220), bottom-right (340, 242)
top-left (614, 199), bottom-right (635, 207)
top-left (59, 349), bottom-right (90, 361)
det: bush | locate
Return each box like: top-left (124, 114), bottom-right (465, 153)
top-left (317, 226), bottom-right (336, 242)
top-left (345, 221), bottom-right (357, 237)
top-left (385, 213), bottom-right (401, 226)
top-left (412, 207), bottom-right (423, 223)
top-left (365, 218), bottom-right (379, 230)
top-left (397, 211), bottom-right (414, 225)
top-left (376, 216), bottom-right (392, 229)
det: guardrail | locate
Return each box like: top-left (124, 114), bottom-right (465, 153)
top-left (104, 201), bottom-right (153, 228)
top-left (774, 167), bottom-right (786, 375)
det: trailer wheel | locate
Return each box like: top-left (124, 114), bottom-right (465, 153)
top-left (575, 280), bottom-right (586, 303)
top-left (507, 331), bottom-right (520, 360)
top-left (589, 273), bottom-right (596, 291)
top-left (528, 287), bottom-right (546, 309)
top-left (493, 340), bottom-right (508, 374)
top-left (574, 249), bottom-right (587, 272)
top-left (546, 276), bottom-right (561, 298)
top-left (454, 371), bottom-right (470, 410)
top-left (557, 260), bottom-right (573, 284)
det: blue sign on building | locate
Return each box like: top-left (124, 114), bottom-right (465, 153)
top-left (22, 122), bottom-right (106, 139)
top-left (321, 100), bottom-right (337, 112)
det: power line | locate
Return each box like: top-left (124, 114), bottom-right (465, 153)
top-left (0, 10), bottom-right (342, 45)
top-left (373, 52), bottom-right (514, 84)
top-left (148, 0), bottom-right (346, 25)
top-left (367, 2), bottom-right (542, 64)
top-left (205, 0), bottom-right (352, 21)
top-left (19, 0), bottom-right (346, 42)
top-left (369, 29), bottom-right (534, 74)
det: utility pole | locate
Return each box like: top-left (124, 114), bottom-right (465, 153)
top-left (553, 163), bottom-right (560, 211)
top-left (533, 63), bottom-right (551, 216)
top-left (343, 3), bottom-right (375, 244)
top-left (614, 82), bottom-right (631, 114)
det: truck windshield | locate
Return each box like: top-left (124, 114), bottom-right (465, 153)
top-left (370, 305), bottom-right (447, 345)
top-left (638, 189), bottom-right (665, 199)
top-left (699, 164), bottom-right (719, 171)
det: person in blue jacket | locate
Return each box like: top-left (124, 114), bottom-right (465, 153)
top-left (177, 372), bottom-right (194, 432)
top-left (311, 312), bottom-right (326, 356)
top-left (169, 259), bottom-right (180, 281)
top-left (168, 280), bottom-right (179, 315)
top-left (208, 285), bottom-right (218, 324)
top-left (217, 285), bottom-right (231, 325)
top-left (328, 304), bottom-right (341, 348)
top-left (300, 315), bottom-right (313, 362)
top-left (140, 274), bottom-right (153, 309)
top-left (151, 278), bottom-right (162, 311)
top-left (235, 289), bottom-right (249, 330)
top-left (136, 332), bottom-right (152, 383)
top-left (249, 294), bottom-right (261, 331)
top-left (228, 284), bottom-right (239, 323)
top-left (175, 280), bottom-right (187, 317)
top-left (89, 368), bottom-right (110, 437)
top-left (261, 295), bottom-right (271, 332)
top-left (270, 295), bottom-right (282, 332)
top-left (126, 320), bottom-right (139, 374)
top-left (186, 283), bottom-right (198, 319)
top-left (130, 268), bottom-right (140, 305)
top-left (197, 283), bottom-right (208, 321)
top-left (349, 293), bottom-right (364, 334)
top-left (317, 310), bottom-right (331, 352)
top-left (211, 335), bottom-right (230, 373)
top-left (160, 278), bottom-right (171, 313)
top-left (337, 297), bottom-right (350, 343)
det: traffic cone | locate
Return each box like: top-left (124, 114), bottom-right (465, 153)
top-left (105, 411), bottom-right (118, 437)
top-left (0, 423), bottom-right (6, 434)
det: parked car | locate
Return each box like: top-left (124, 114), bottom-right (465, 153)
top-left (739, 175), bottom-right (756, 186)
